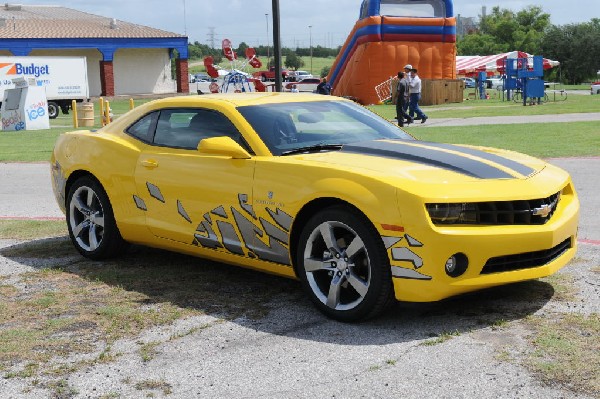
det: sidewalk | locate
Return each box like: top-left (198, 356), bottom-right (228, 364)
top-left (409, 112), bottom-right (600, 127)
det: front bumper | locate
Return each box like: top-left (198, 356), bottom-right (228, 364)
top-left (385, 184), bottom-right (579, 302)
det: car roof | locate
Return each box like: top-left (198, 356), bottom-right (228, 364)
top-left (136, 92), bottom-right (349, 110)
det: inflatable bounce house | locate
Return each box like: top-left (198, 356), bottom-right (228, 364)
top-left (328, 0), bottom-right (457, 104)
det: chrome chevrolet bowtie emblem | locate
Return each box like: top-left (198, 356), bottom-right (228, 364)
top-left (532, 195), bottom-right (559, 218)
top-left (532, 204), bottom-right (553, 218)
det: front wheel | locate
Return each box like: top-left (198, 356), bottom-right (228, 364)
top-left (296, 206), bottom-right (394, 322)
top-left (66, 176), bottom-right (128, 260)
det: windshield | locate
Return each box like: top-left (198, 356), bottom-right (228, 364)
top-left (237, 100), bottom-right (414, 155)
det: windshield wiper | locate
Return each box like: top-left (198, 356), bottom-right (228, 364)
top-left (280, 143), bottom-right (343, 156)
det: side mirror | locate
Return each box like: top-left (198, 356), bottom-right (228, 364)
top-left (197, 136), bottom-right (251, 159)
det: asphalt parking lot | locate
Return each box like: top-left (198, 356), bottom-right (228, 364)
top-left (0, 156), bottom-right (598, 398)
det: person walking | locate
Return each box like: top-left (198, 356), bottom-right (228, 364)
top-left (408, 68), bottom-right (428, 124)
top-left (403, 64), bottom-right (412, 115)
top-left (393, 71), bottom-right (413, 127)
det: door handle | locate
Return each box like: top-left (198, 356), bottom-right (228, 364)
top-left (141, 159), bottom-right (159, 169)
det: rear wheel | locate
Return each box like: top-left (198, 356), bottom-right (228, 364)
top-left (296, 206), bottom-right (394, 322)
top-left (66, 176), bottom-right (128, 260)
top-left (47, 101), bottom-right (59, 119)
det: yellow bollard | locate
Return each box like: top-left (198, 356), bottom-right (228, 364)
top-left (129, 98), bottom-right (134, 110)
top-left (104, 100), bottom-right (112, 125)
top-left (72, 100), bottom-right (78, 128)
top-left (99, 97), bottom-right (105, 126)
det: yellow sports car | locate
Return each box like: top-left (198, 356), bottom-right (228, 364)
top-left (51, 93), bottom-right (579, 321)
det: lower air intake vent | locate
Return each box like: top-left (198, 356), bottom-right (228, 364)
top-left (481, 238), bottom-right (571, 274)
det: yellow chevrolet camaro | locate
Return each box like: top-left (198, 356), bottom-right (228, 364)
top-left (51, 93), bottom-right (579, 321)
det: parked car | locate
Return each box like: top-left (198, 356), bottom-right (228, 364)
top-left (485, 76), bottom-right (504, 90)
top-left (51, 93), bottom-right (579, 322)
top-left (459, 77), bottom-right (476, 88)
top-left (591, 81), bottom-right (600, 95)
top-left (194, 72), bottom-right (214, 82)
top-left (252, 66), bottom-right (291, 82)
top-left (285, 78), bottom-right (320, 92)
top-left (288, 70), bottom-right (314, 82)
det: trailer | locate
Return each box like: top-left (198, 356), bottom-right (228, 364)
top-left (0, 56), bottom-right (90, 119)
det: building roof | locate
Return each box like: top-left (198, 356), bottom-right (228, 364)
top-left (0, 4), bottom-right (185, 39)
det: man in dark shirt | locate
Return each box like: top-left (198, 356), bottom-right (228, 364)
top-left (393, 72), bottom-right (413, 127)
top-left (316, 78), bottom-right (331, 95)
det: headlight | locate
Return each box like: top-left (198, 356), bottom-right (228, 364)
top-left (426, 203), bottom-right (477, 224)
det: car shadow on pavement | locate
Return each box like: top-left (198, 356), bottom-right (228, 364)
top-left (1, 237), bottom-right (553, 346)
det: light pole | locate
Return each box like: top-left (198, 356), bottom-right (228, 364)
top-left (265, 13), bottom-right (270, 62)
top-left (308, 25), bottom-right (313, 75)
top-left (182, 0), bottom-right (187, 36)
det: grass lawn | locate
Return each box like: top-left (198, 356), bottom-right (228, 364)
top-left (368, 90), bottom-right (600, 119)
top-left (1, 91), bottom-right (598, 162)
top-left (410, 122), bottom-right (600, 158)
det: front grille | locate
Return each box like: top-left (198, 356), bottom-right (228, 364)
top-left (427, 191), bottom-right (561, 226)
top-left (475, 192), bottom-right (561, 225)
top-left (481, 238), bottom-right (572, 274)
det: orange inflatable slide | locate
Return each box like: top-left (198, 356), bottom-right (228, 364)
top-left (328, 0), bottom-right (456, 104)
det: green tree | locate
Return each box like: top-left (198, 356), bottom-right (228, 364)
top-left (188, 42), bottom-right (203, 60)
top-left (457, 34), bottom-right (507, 55)
top-left (236, 42), bottom-right (249, 57)
top-left (458, 5), bottom-right (550, 55)
top-left (284, 51), bottom-right (304, 70)
top-left (541, 19), bottom-right (600, 84)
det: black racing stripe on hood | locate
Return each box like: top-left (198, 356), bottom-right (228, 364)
top-left (341, 140), bottom-right (514, 179)
top-left (421, 142), bottom-right (535, 177)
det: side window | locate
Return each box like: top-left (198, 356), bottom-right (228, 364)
top-left (126, 111), bottom-right (158, 143)
top-left (152, 108), bottom-right (251, 152)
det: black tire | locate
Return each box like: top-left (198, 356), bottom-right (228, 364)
top-left (47, 101), bottom-right (59, 119)
top-left (66, 176), bottom-right (128, 260)
top-left (296, 205), bottom-right (394, 322)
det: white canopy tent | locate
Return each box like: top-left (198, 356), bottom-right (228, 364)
top-left (456, 51), bottom-right (560, 76)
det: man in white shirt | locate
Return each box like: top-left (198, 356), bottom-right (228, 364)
top-left (408, 68), bottom-right (428, 124)
top-left (403, 64), bottom-right (412, 115)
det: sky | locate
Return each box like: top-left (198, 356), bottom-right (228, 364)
top-left (21, 0), bottom-right (599, 49)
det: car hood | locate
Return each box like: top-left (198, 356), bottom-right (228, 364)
top-left (293, 139), bottom-right (547, 183)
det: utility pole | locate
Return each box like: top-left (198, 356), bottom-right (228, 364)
top-left (182, 0), bottom-right (187, 36)
top-left (272, 0), bottom-right (282, 92)
top-left (309, 25), bottom-right (313, 75)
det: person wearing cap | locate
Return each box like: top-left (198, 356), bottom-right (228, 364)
top-left (403, 64), bottom-right (412, 114)
top-left (408, 68), bottom-right (428, 123)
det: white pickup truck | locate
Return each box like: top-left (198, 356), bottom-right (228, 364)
top-left (591, 81), bottom-right (600, 95)
top-left (288, 70), bottom-right (313, 82)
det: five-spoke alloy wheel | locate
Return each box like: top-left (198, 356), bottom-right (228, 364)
top-left (297, 206), bottom-right (393, 321)
top-left (66, 176), bottom-right (127, 259)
